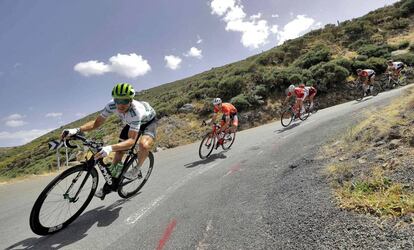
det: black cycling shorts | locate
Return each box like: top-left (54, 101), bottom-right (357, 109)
top-left (119, 118), bottom-right (157, 142)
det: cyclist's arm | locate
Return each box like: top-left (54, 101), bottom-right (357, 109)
top-left (211, 113), bottom-right (218, 123)
top-left (79, 115), bottom-right (106, 133)
top-left (111, 130), bottom-right (139, 151)
top-left (284, 95), bottom-right (291, 104)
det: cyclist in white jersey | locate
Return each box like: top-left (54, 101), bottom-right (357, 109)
top-left (386, 60), bottom-right (405, 80)
top-left (61, 83), bottom-right (157, 199)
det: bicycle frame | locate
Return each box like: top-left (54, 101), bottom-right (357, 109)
top-left (62, 133), bottom-right (142, 202)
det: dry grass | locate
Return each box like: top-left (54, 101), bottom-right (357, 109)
top-left (322, 86), bottom-right (414, 220)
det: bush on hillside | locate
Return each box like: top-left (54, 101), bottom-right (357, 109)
top-left (392, 53), bottom-right (414, 66)
top-left (400, 0), bottom-right (414, 16)
top-left (231, 94), bottom-right (251, 111)
top-left (344, 20), bottom-right (374, 42)
top-left (410, 43), bottom-right (414, 52)
top-left (310, 62), bottom-right (349, 91)
top-left (366, 57), bottom-right (388, 74)
top-left (294, 44), bottom-right (331, 69)
top-left (384, 18), bottom-right (410, 30)
top-left (253, 84), bottom-right (269, 98)
top-left (398, 40), bottom-right (410, 49)
top-left (332, 57), bottom-right (353, 72)
top-left (357, 44), bottom-right (391, 58)
top-left (218, 76), bottom-right (244, 100)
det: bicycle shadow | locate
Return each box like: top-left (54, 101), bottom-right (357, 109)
top-left (275, 122), bottom-right (301, 133)
top-left (352, 96), bottom-right (374, 104)
top-left (6, 198), bottom-right (130, 250)
top-left (184, 152), bottom-right (227, 168)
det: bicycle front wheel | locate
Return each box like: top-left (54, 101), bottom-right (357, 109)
top-left (222, 131), bottom-right (236, 150)
top-left (280, 110), bottom-right (293, 127)
top-left (118, 152), bottom-right (154, 199)
top-left (199, 132), bottom-right (215, 159)
top-left (398, 75), bottom-right (407, 86)
top-left (30, 165), bottom-right (98, 235)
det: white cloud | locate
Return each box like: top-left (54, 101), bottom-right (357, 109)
top-left (210, 0), bottom-right (270, 49)
top-left (4, 114), bottom-right (25, 121)
top-left (276, 15), bottom-right (316, 45)
top-left (0, 128), bottom-right (53, 146)
top-left (271, 25), bottom-right (279, 34)
top-left (224, 5), bottom-right (246, 22)
top-left (272, 14), bottom-right (279, 18)
top-left (74, 53), bottom-right (151, 78)
top-left (196, 35), bottom-right (203, 44)
top-left (45, 112), bottom-right (63, 118)
top-left (250, 13), bottom-right (262, 20)
top-left (185, 47), bottom-right (203, 59)
top-left (164, 55), bottom-right (182, 70)
top-left (109, 53), bottom-right (151, 78)
top-left (5, 120), bottom-right (26, 127)
top-left (73, 60), bottom-right (110, 77)
top-left (210, 0), bottom-right (235, 16)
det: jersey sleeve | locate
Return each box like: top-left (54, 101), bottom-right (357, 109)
top-left (100, 101), bottom-right (116, 118)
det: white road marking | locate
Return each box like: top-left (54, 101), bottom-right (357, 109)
top-left (126, 162), bottom-right (220, 225)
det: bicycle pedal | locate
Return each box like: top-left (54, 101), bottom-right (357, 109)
top-left (138, 171), bottom-right (143, 179)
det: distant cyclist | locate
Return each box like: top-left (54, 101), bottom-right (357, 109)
top-left (356, 69), bottom-right (376, 96)
top-left (61, 83), bottom-right (157, 199)
top-left (386, 60), bottom-right (404, 80)
top-left (284, 84), bottom-right (305, 118)
top-left (299, 83), bottom-right (318, 110)
top-left (207, 98), bottom-right (238, 144)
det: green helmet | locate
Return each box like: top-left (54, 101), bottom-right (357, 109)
top-left (111, 83), bottom-right (135, 99)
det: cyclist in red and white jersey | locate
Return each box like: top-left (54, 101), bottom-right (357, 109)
top-left (284, 84), bottom-right (305, 118)
top-left (299, 83), bottom-right (318, 110)
top-left (356, 69), bottom-right (376, 96)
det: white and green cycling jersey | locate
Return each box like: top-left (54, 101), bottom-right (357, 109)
top-left (100, 100), bottom-right (156, 132)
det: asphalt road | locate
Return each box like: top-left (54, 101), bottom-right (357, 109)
top-left (1, 85), bottom-right (413, 250)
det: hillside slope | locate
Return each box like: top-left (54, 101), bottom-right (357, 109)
top-left (1, 0), bottom-right (414, 180)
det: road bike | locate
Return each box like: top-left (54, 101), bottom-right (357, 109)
top-left (199, 121), bottom-right (236, 159)
top-left (379, 72), bottom-right (408, 90)
top-left (280, 103), bottom-right (309, 127)
top-left (29, 133), bottom-right (154, 235)
top-left (349, 79), bottom-right (381, 101)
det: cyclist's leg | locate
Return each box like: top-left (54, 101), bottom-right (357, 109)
top-left (231, 114), bottom-right (238, 133)
top-left (137, 119), bottom-right (157, 167)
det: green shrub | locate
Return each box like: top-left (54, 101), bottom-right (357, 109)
top-left (384, 18), bottom-right (410, 30)
top-left (400, 0), bottom-right (414, 16)
top-left (398, 40), bottom-right (410, 49)
top-left (332, 57), bottom-right (353, 71)
top-left (253, 84), bottom-right (269, 98)
top-left (231, 94), bottom-right (251, 111)
top-left (410, 43), bottom-right (414, 52)
top-left (352, 60), bottom-right (371, 72)
top-left (392, 53), bottom-right (414, 66)
top-left (366, 57), bottom-right (388, 74)
top-left (357, 44), bottom-right (391, 58)
top-left (218, 76), bottom-right (244, 100)
top-left (355, 55), bottom-right (369, 61)
top-left (310, 62), bottom-right (349, 91)
top-left (294, 44), bottom-right (331, 69)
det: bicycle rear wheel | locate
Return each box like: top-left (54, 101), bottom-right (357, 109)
top-left (118, 152), bottom-right (154, 198)
top-left (355, 85), bottom-right (365, 101)
top-left (30, 165), bottom-right (98, 235)
top-left (222, 131), bottom-right (236, 150)
top-left (199, 132), bottom-right (215, 159)
top-left (371, 82), bottom-right (381, 96)
top-left (280, 109), bottom-right (294, 127)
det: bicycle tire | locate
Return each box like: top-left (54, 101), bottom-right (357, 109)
top-left (355, 85), bottom-right (365, 101)
top-left (222, 131), bottom-right (236, 150)
top-left (118, 152), bottom-right (154, 198)
top-left (371, 83), bottom-right (381, 96)
top-left (280, 109), bottom-right (294, 127)
top-left (398, 75), bottom-right (407, 86)
top-left (299, 107), bottom-right (310, 121)
top-left (30, 164), bottom-right (98, 235)
top-left (199, 132), bottom-right (215, 159)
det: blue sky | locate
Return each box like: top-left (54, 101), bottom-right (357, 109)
top-left (0, 0), bottom-right (398, 147)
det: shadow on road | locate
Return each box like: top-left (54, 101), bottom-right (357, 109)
top-left (275, 122), bottom-right (301, 133)
top-left (184, 152), bottom-right (227, 168)
top-left (6, 198), bottom-right (130, 250)
top-left (352, 96), bottom-right (374, 104)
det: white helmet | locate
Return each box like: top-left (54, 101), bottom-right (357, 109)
top-left (288, 85), bottom-right (295, 92)
top-left (212, 98), bottom-right (222, 105)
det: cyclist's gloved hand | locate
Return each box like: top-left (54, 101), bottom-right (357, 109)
top-left (95, 145), bottom-right (113, 160)
top-left (61, 128), bottom-right (80, 140)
